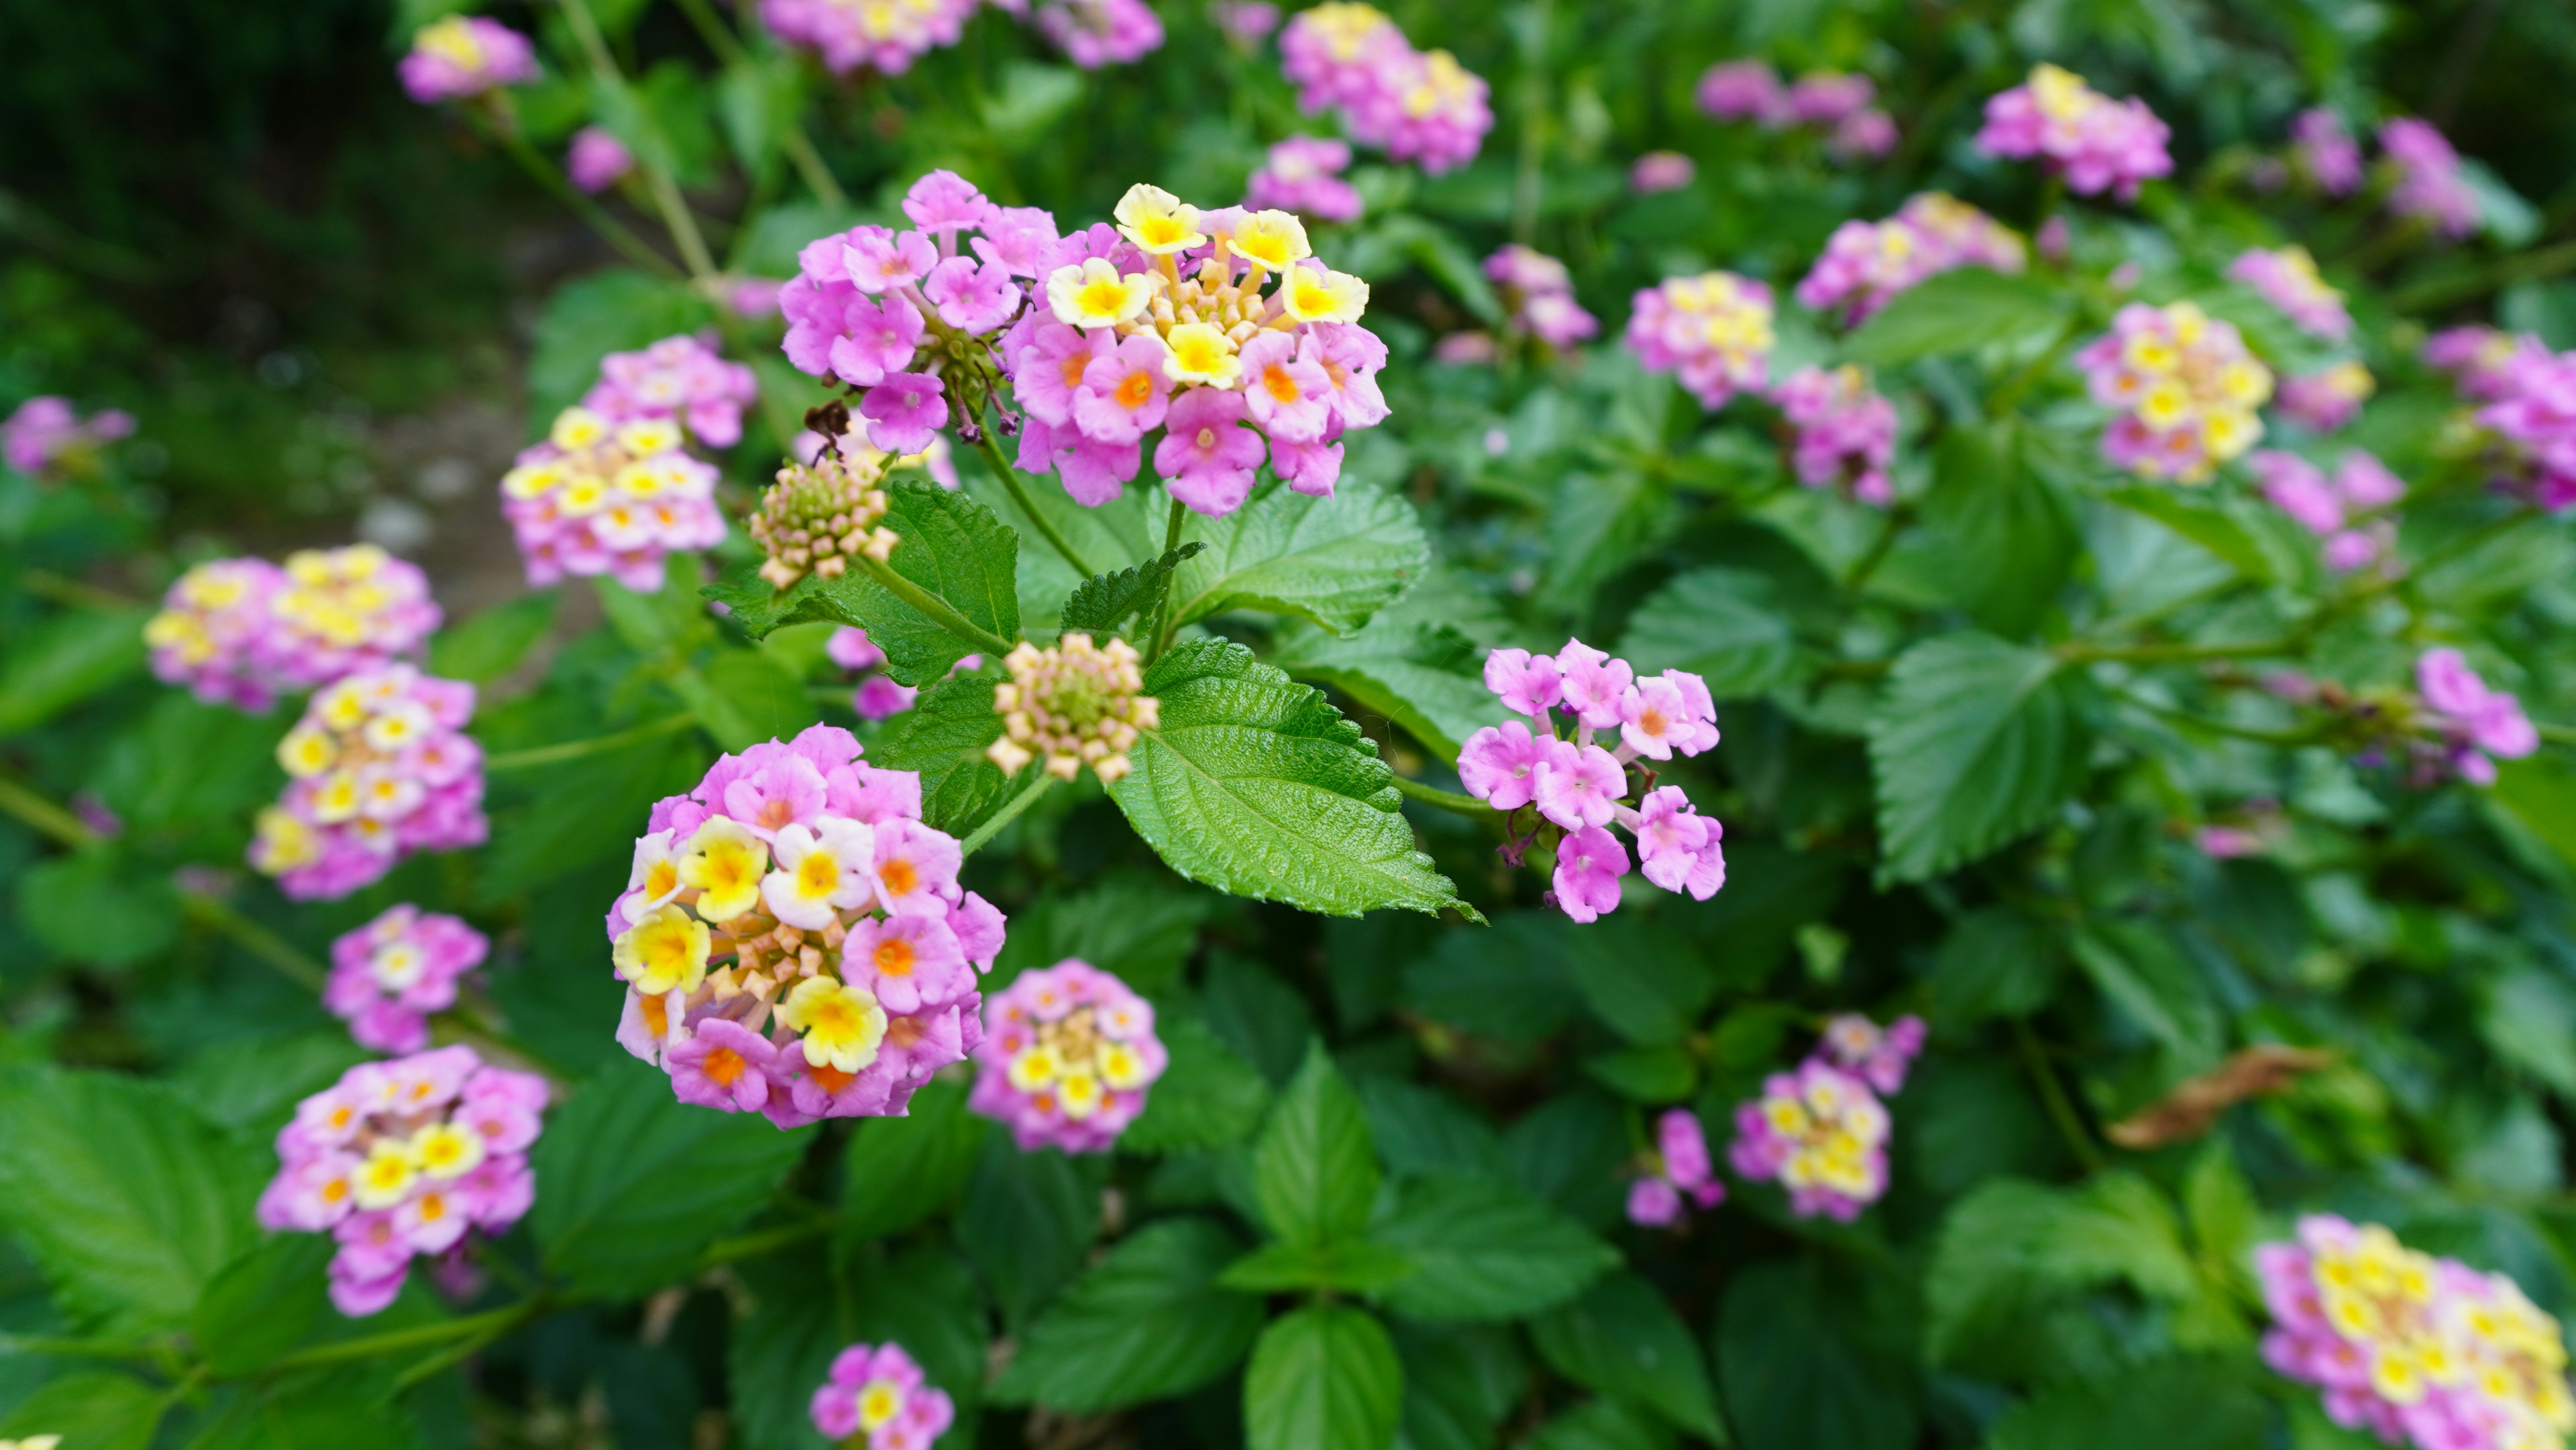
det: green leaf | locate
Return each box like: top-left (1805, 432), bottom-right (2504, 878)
top-left (1374, 1174), bottom-right (1618, 1323)
top-left (17, 849), bottom-right (181, 969)
top-left (528, 269), bottom-right (714, 429)
top-left (989, 870), bottom-right (1216, 995)
top-left (2485, 966), bottom-right (2576, 1096)
top-left (0, 607), bottom-right (149, 737)
top-left (1842, 266), bottom-right (2071, 365)
top-left (1527, 1398), bottom-right (1678, 1450)
top-left (1923, 1178), bottom-right (2070, 1367)
top-left (1867, 631), bottom-right (2090, 884)
top-left (1060, 542), bottom-right (1206, 635)
top-left (959, 1134), bottom-right (1099, 1327)
top-left (0, 1370), bottom-right (166, 1450)
top-left (1619, 568), bottom-right (1813, 699)
top-left (1395, 1324), bottom-right (1527, 1450)
top-left (989, 1217), bottom-right (1263, 1412)
top-left (172, 1031), bottom-right (369, 1134)
top-left (836, 1076), bottom-right (987, 1250)
top-left (530, 1059), bottom-right (811, 1298)
top-left (1109, 637), bottom-right (1471, 918)
top-left (0, 1069), bottom-right (259, 1333)
top-left (1272, 617), bottom-right (1495, 760)
top-left (1716, 1259), bottom-right (1918, 1450)
top-left (1529, 1272), bottom-right (1724, 1441)
top-left (1401, 913), bottom-right (1581, 1041)
top-left (1582, 1046), bottom-right (1699, 1102)
top-left (1927, 909), bottom-right (2062, 1027)
top-left (1120, 1017), bottom-right (1274, 1155)
top-left (1245, 1303), bottom-right (1405, 1450)
top-left (1984, 1357), bottom-right (2264, 1450)
top-left (1566, 915), bottom-right (1721, 1047)
top-left (1353, 1076), bottom-right (1507, 1182)
top-left (1219, 1239), bottom-right (1417, 1293)
top-left (2070, 922), bottom-right (2222, 1066)
top-left (184, 1384), bottom-right (426, 1450)
top-left (2104, 486), bottom-right (2283, 583)
top-left (1171, 482), bottom-right (1430, 636)
top-left (703, 568), bottom-right (851, 643)
top-left (833, 480), bottom-right (1022, 684)
top-left (728, 1250), bottom-right (853, 1450)
top-left (870, 675), bottom-right (1012, 839)
top-left (427, 591), bottom-right (558, 683)
top-left (672, 650), bottom-right (812, 752)
top-left (2490, 756), bottom-right (2576, 878)
top-left (478, 712), bottom-right (707, 898)
top-left (1905, 425), bottom-right (2076, 635)
top-left (1255, 1042), bottom-right (1379, 1248)
top-left (191, 1234), bottom-right (335, 1376)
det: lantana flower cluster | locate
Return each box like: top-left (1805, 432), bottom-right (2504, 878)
top-left (2256, 1216), bottom-right (2575, 1450)
top-left (2278, 362), bottom-right (2377, 435)
top-left (1003, 185), bottom-right (1389, 512)
top-left (2231, 247), bottom-right (2353, 342)
top-left (607, 725), bottom-right (1003, 1128)
top-left (1796, 192), bottom-right (2027, 326)
top-left (3, 395), bottom-right (133, 477)
top-left (747, 445), bottom-right (900, 591)
top-left (582, 334), bottom-right (760, 448)
top-left (567, 126), bottom-right (635, 193)
top-left (254, 666), bottom-right (488, 899)
top-left (2380, 118), bottom-right (2480, 240)
top-left (829, 627), bottom-right (920, 721)
top-left (2251, 448), bottom-right (2406, 572)
top-left (2468, 344), bottom-right (2576, 511)
top-left (2074, 301), bottom-right (2273, 482)
top-left (759, 0), bottom-right (978, 76)
top-left (1693, 60), bottom-right (1896, 160)
top-left (1457, 641), bottom-right (1725, 924)
top-left (2426, 327), bottom-right (2542, 404)
top-left (399, 16), bottom-right (538, 103)
top-left (1626, 271), bottom-right (1776, 411)
top-left (325, 905), bottom-right (490, 1054)
top-left (2292, 109), bottom-right (2365, 195)
top-left (1728, 1015), bottom-right (1921, 1220)
top-left (500, 407), bottom-right (725, 592)
top-left (258, 1046), bottom-right (548, 1316)
top-left (1245, 136), bottom-right (1364, 225)
top-left (810, 1342), bottom-right (957, 1450)
top-left (1277, 3), bottom-right (1492, 174)
top-left (1629, 151), bottom-right (1695, 193)
top-left (1770, 365), bottom-right (1898, 505)
top-left (148, 546), bottom-right (442, 713)
top-left (784, 171), bottom-right (1056, 456)
top-left (1626, 1108), bottom-right (1723, 1227)
top-left (1012, 0), bottom-right (1165, 69)
top-left (970, 958), bottom-right (1169, 1151)
top-left (1975, 64), bottom-right (2174, 201)
top-left (2416, 648), bottom-right (2538, 786)
top-left (987, 633), bottom-right (1159, 784)
top-left (1485, 245), bottom-right (1597, 350)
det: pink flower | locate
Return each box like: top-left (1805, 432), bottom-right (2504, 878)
top-left (1269, 435), bottom-right (1344, 498)
top-left (1975, 65), bottom-right (2171, 202)
top-left (844, 915), bottom-right (970, 1015)
top-left (807, 1343), bottom-right (954, 1445)
top-left (668, 1019), bottom-right (780, 1112)
top-left (1770, 365), bottom-right (1897, 504)
top-left (828, 296), bottom-right (928, 388)
top-left (861, 374), bottom-right (948, 455)
top-left (1246, 136), bottom-right (1364, 223)
top-left (1482, 647), bottom-right (1562, 719)
top-left (870, 818), bottom-right (963, 917)
top-left (1631, 786), bottom-right (1725, 899)
top-left (2380, 118), bottom-right (2479, 240)
top-left (903, 169), bottom-right (994, 234)
top-left (1729, 1060), bottom-right (1891, 1219)
top-left (759, 0), bottom-right (978, 73)
top-left (1629, 151), bottom-right (1695, 194)
top-left (1550, 825), bottom-right (1628, 923)
top-left (1239, 333), bottom-right (1335, 443)
top-left (398, 16), bottom-right (539, 103)
top-left (969, 960), bottom-right (1167, 1151)
top-left (1014, 323), bottom-right (1114, 427)
top-left (1696, 60), bottom-right (1786, 124)
top-left (323, 905), bottom-right (489, 1053)
top-left (1788, 71), bottom-right (1873, 123)
top-left (1458, 721), bottom-right (1553, 811)
top-left (567, 127), bottom-right (635, 193)
top-left (855, 676), bottom-right (918, 720)
top-left (844, 228), bottom-right (940, 293)
top-left (1625, 271), bottom-right (1774, 410)
top-left (1617, 674), bottom-right (1717, 759)
top-left (1829, 109), bottom-right (1899, 160)
top-left (1819, 1013), bottom-right (1925, 1094)
top-left (2291, 109), bottom-right (2363, 195)
top-left (1028, 0), bottom-right (1165, 69)
top-left (1554, 639), bottom-right (1633, 729)
top-left (923, 256), bottom-right (1020, 335)
top-left (1072, 334), bottom-right (1175, 444)
top-left (1626, 1107), bottom-right (1725, 1226)
top-left (1534, 743), bottom-right (1625, 831)
top-left (1153, 386), bottom-right (1265, 516)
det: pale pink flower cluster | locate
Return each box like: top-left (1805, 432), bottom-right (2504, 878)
top-left (1213, 1), bottom-right (1279, 46)
top-left (759, 0), bottom-right (979, 75)
top-left (2277, 362), bottom-right (2376, 434)
top-left (970, 959), bottom-right (1168, 1151)
top-left (398, 16), bottom-right (539, 103)
top-left (1692, 61), bottom-right (1896, 159)
top-left (2426, 327), bottom-right (2546, 404)
top-left (1975, 64), bottom-right (2173, 201)
top-left (2250, 448), bottom-right (2406, 573)
top-left (501, 408), bottom-right (725, 592)
top-left (2471, 345), bottom-right (2576, 511)
top-left (811, 1343), bottom-right (957, 1449)
top-left (2256, 1216), bottom-right (2575, 1450)
top-left (784, 171), bottom-right (1055, 456)
top-left (2417, 648), bottom-right (2538, 786)
top-left (258, 1046), bottom-right (547, 1316)
top-left (1818, 1013), bottom-right (1925, 1094)
top-left (1629, 151), bottom-right (1695, 194)
top-left (2292, 109), bottom-right (2365, 195)
top-left (1458, 641), bottom-right (1724, 924)
top-left (1728, 1058), bottom-right (1890, 1221)
top-left (582, 334), bottom-right (761, 448)
top-left (147, 546), bottom-right (442, 713)
top-left (607, 725), bottom-right (1002, 1127)
top-left (2381, 119), bottom-right (2480, 240)
top-left (1770, 365), bottom-right (1898, 505)
top-left (1625, 1108), bottom-right (1722, 1227)
top-left (253, 666), bottom-right (487, 900)
top-left (1795, 192), bottom-right (2027, 326)
top-left (567, 125), bottom-right (635, 193)
top-left (325, 906), bottom-right (490, 1054)
top-left (1626, 272), bottom-right (1774, 411)
top-left (1485, 245), bottom-right (1597, 350)
top-left (1277, 3), bottom-right (1492, 174)
top-left (3, 395), bottom-right (133, 476)
top-left (2074, 301), bottom-right (2273, 482)
top-left (1002, 185), bottom-right (1388, 513)
top-left (828, 627), bottom-right (919, 721)
top-left (1018, 0), bottom-right (1163, 68)
top-left (1245, 136), bottom-right (1364, 225)
top-left (2231, 247), bottom-right (2352, 342)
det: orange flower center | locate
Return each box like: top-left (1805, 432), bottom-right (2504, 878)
top-left (874, 937), bottom-right (917, 977)
top-left (881, 858), bottom-right (918, 898)
top-left (1116, 370), bottom-right (1155, 409)
top-left (1263, 365), bottom-right (1302, 405)
top-left (704, 1046), bottom-right (746, 1086)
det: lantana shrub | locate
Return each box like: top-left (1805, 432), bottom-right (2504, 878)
top-left (12, 3), bottom-right (2576, 1449)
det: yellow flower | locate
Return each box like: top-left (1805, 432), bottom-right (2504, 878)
top-left (2199, 407), bottom-right (2261, 462)
top-left (616, 419), bottom-right (682, 456)
top-left (557, 473), bottom-right (611, 517)
top-left (251, 807), bottom-right (321, 872)
top-left (1058, 1069), bottom-right (1104, 1119)
top-left (1099, 1041), bottom-right (1151, 1090)
top-left (352, 1140), bottom-right (419, 1211)
top-left (1230, 210), bottom-right (1312, 272)
top-left (1280, 266), bottom-right (1370, 324)
top-left (678, 819), bottom-right (769, 923)
top-left (1113, 183), bottom-right (1206, 254)
top-left (2029, 64), bottom-right (2096, 123)
top-left (1009, 1044), bottom-right (1063, 1091)
top-left (415, 14), bottom-right (492, 66)
top-left (2217, 359), bottom-right (2275, 407)
top-left (1162, 323), bottom-right (1242, 388)
top-left (2369, 1346), bottom-right (2426, 1404)
top-left (309, 772), bottom-right (364, 825)
top-left (410, 1122), bottom-right (488, 1181)
top-left (858, 1380), bottom-right (906, 1431)
top-left (551, 406), bottom-right (610, 451)
top-left (2121, 332), bottom-right (2180, 374)
top-left (317, 680), bottom-right (371, 731)
top-left (777, 976), bottom-right (888, 1073)
top-left (2, 1434), bottom-right (66, 1450)
top-left (614, 902), bottom-right (712, 996)
top-left (502, 460), bottom-right (564, 499)
top-left (1046, 258), bottom-right (1158, 329)
top-left (277, 725), bottom-right (338, 778)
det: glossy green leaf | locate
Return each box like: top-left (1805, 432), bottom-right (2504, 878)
top-left (0, 606), bottom-right (149, 737)
top-left (959, 1133), bottom-right (1098, 1327)
top-left (836, 1076), bottom-right (987, 1249)
top-left (1060, 541), bottom-right (1205, 635)
top-left (869, 674), bottom-right (1012, 838)
top-left (1254, 1041), bottom-right (1379, 1248)
top-left (1218, 1238), bottom-right (1416, 1293)
top-left (1619, 567), bottom-right (1813, 699)
top-left (1244, 1303), bottom-right (1404, 1450)
top-left (1530, 1272), bottom-right (1725, 1441)
top-left (989, 1217), bottom-right (1263, 1412)
top-left (1171, 482), bottom-right (1429, 636)
top-left (1716, 1259), bottom-right (1917, 1450)
top-left (1868, 631), bottom-right (2090, 884)
top-left (0, 1371), bottom-right (166, 1450)
top-left (427, 590), bottom-right (557, 683)
top-left (1373, 1174), bottom-right (1617, 1323)
top-left (1843, 266), bottom-right (2070, 365)
top-left (1121, 1016), bottom-right (1274, 1155)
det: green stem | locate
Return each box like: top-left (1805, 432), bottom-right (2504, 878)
top-left (2389, 238), bottom-right (2576, 312)
top-left (266, 1300), bottom-right (549, 1375)
top-left (2014, 1019), bottom-right (2106, 1172)
top-left (1842, 503), bottom-right (1912, 597)
top-left (973, 425), bottom-right (1097, 578)
top-left (665, 0), bottom-right (847, 208)
top-left (21, 568), bottom-right (138, 611)
top-left (0, 772), bottom-right (97, 849)
top-left (2061, 635), bottom-right (2304, 667)
top-left (2117, 692), bottom-right (2324, 747)
top-left (1390, 776), bottom-right (1491, 816)
top-left (483, 714), bottom-right (699, 771)
top-left (494, 129), bottom-right (680, 280)
top-left (959, 772), bottom-right (1055, 857)
top-left (1143, 499), bottom-right (1188, 664)
top-left (855, 554), bottom-right (1016, 656)
top-left (182, 894), bottom-right (328, 990)
top-left (699, 1219), bottom-right (830, 1269)
top-left (1987, 317), bottom-right (2084, 419)
top-left (2538, 722), bottom-right (2576, 748)
top-left (0, 1333), bottom-right (165, 1364)
top-left (558, 0), bottom-right (716, 279)
top-left (1507, 0), bottom-right (1553, 246)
